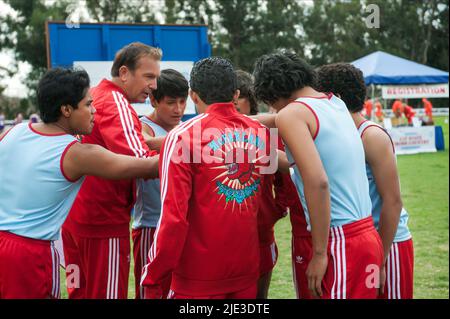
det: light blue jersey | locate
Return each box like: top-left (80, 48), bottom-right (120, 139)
top-left (285, 94), bottom-right (372, 229)
top-left (358, 120), bottom-right (411, 242)
top-left (0, 123), bottom-right (84, 241)
top-left (132, 117), bottom-right (167, 229)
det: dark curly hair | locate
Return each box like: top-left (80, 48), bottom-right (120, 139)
top-left (37, 68), bottom-right (90, 123)
top-left (235, 70), bottom-right (258, 115)
top-left (316, 63), bottom-right (367, 113)
top-left (253, 51), bottom-right (316, 105)
top-left (190, 57), bottom-right (237, 105)
top-left (152, 69), bottom-right (189, 102)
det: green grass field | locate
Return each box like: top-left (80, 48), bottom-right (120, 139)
top-left (61, 117), bottom-right (449, 299)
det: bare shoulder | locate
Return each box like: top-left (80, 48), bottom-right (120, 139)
top-left (142, 121), bottom-right (155, 137)
top-left (65, 142), bottom-right (103, 158)
top-left (362, 125), bottom-right (392, 148)
top-left (362, 125), bottom-right (394, 158)
top-left (277, 102), bottom-right (315, 126)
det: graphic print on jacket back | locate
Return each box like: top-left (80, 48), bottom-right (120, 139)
top-left (207, 127), bottom-right (267, 210)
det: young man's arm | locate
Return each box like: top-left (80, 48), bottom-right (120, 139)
top-left (362, 127), bottom-right (402, 295)
top-left (276, 104), bottom-right (330, 298)
top-left (251, 113), bottom-right (277, 128)
top-left (63, 142), bottom-right (159, 180)
top-left (276, 150), bottom-right (290, 173)
top-left (140, 130), bottom-right (192, 298)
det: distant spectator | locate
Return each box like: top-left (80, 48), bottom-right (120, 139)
top-left (392, 99), bottom-right (403, 117)
top-left (403, 104), bottom-right (416, 125)
top-left (0, 111), bottom-right (5, 133)
top-left (422, 98), bottom-right (434, 125)
top-left (363, 99), bottom-right (373, 120)
top-left (235, 70), bottom-right (258, 115)
top-left (14, 113), bottom-right (23, 125)
top-left (374, 99), bottom-right (384, 123)
top-left (391, 99), bottom-right (406, 127)
top-left (29, 113), bottom-right (41, 124)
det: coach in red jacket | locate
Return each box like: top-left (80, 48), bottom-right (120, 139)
top-left (141, 57), bottom-right (277, 299)
top-left (62, 42), bottom-right (160, 299)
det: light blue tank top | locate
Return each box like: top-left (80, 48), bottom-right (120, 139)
top-left (132, 117), bottom-right (167, 229)
top-left (285, 94), bottom-right (372, 229)
top-left (0, 123), bottom-right (84, 240)
top-left (358, 121), bottom-right (411, 242)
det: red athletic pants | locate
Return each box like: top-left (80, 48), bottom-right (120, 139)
top-left (61, 228), bottom-right (130, 299)
top-left (132, 227), bottom-right (171, 299)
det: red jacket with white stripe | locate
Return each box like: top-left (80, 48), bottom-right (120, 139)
top-left (141, 103), bottom-right (274, 296)
top-left (63, 79), bottom-right (155, 238)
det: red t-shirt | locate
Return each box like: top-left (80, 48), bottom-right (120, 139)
top-left (423, 99), bottom-right (433, 117)
top-left (364, 100), bottom-right (373, 117)
top-left (403, 105), bottom-right (416, 124)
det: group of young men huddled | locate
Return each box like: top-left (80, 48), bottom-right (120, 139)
top-left (0, 42), bottom-right (413, 299)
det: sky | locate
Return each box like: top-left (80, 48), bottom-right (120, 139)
top-left (0, 1), bottom-right (30, 98)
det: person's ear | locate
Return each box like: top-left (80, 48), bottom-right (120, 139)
top-left (118, 65), bottom-right (129, 82)
top-left (150, 94), bottom-right (158, 108)
top-left (233, 89), bottom-right (240, 104)
top-left (60, 105), bottom-right (73, 118)
top-left (189, 89), bottom-right (199, 105)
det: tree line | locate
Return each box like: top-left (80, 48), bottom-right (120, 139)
top-left (0, 0), bottom-right (448, 117)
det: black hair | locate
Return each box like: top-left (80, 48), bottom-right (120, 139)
top-left (253, 51), bottom-right (316, 105)
top-left (152, 69), bottom-right (189, 102)
top-left (111, 42), bottom-right (162, 77)
top-left (37, 68), bottom-right (90, 123)
top-left (316, 63), bottom-right (367, 113)
top-left (190, 57), bottom-right (237, 105)
top-left (235, 70), bottom-right (258, 115)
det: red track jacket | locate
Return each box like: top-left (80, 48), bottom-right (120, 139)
top-left (64, 79), bottom-right (155, 238)
top-left (141, 102), bottom-right (276, 297)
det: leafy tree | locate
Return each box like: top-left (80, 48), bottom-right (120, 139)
top-left (0, 0), bottom-right (71, 97)
top-left (85, 0), bottom-right (157, 23)
top-left (0, 0), bottom-right (447, 114)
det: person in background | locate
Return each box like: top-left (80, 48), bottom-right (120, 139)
top-left (422, 98), bottom-right (434, 125)
top-left (29, 113), bottom-right (41, 124)
top-left (14, 112), bottom-right (23, 125)
top-left (132, 69), bottom-right (188, 299)
top-left (374, 99), bottom-right (384, 123)
top-left (235, 70), bottom-right (291, 299)
top-left (391, 99), bottom-right (405, 127)
top-left (363, 99), bottom-right (373, 120)
top-left (234, 70), bottom-right (259, 116)
top-left (316, 62), bottom-right (414, 299)
top-left (403, 103), bottom-right (416, 126)
top-left (0, 110), bottom-right (5, 134)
